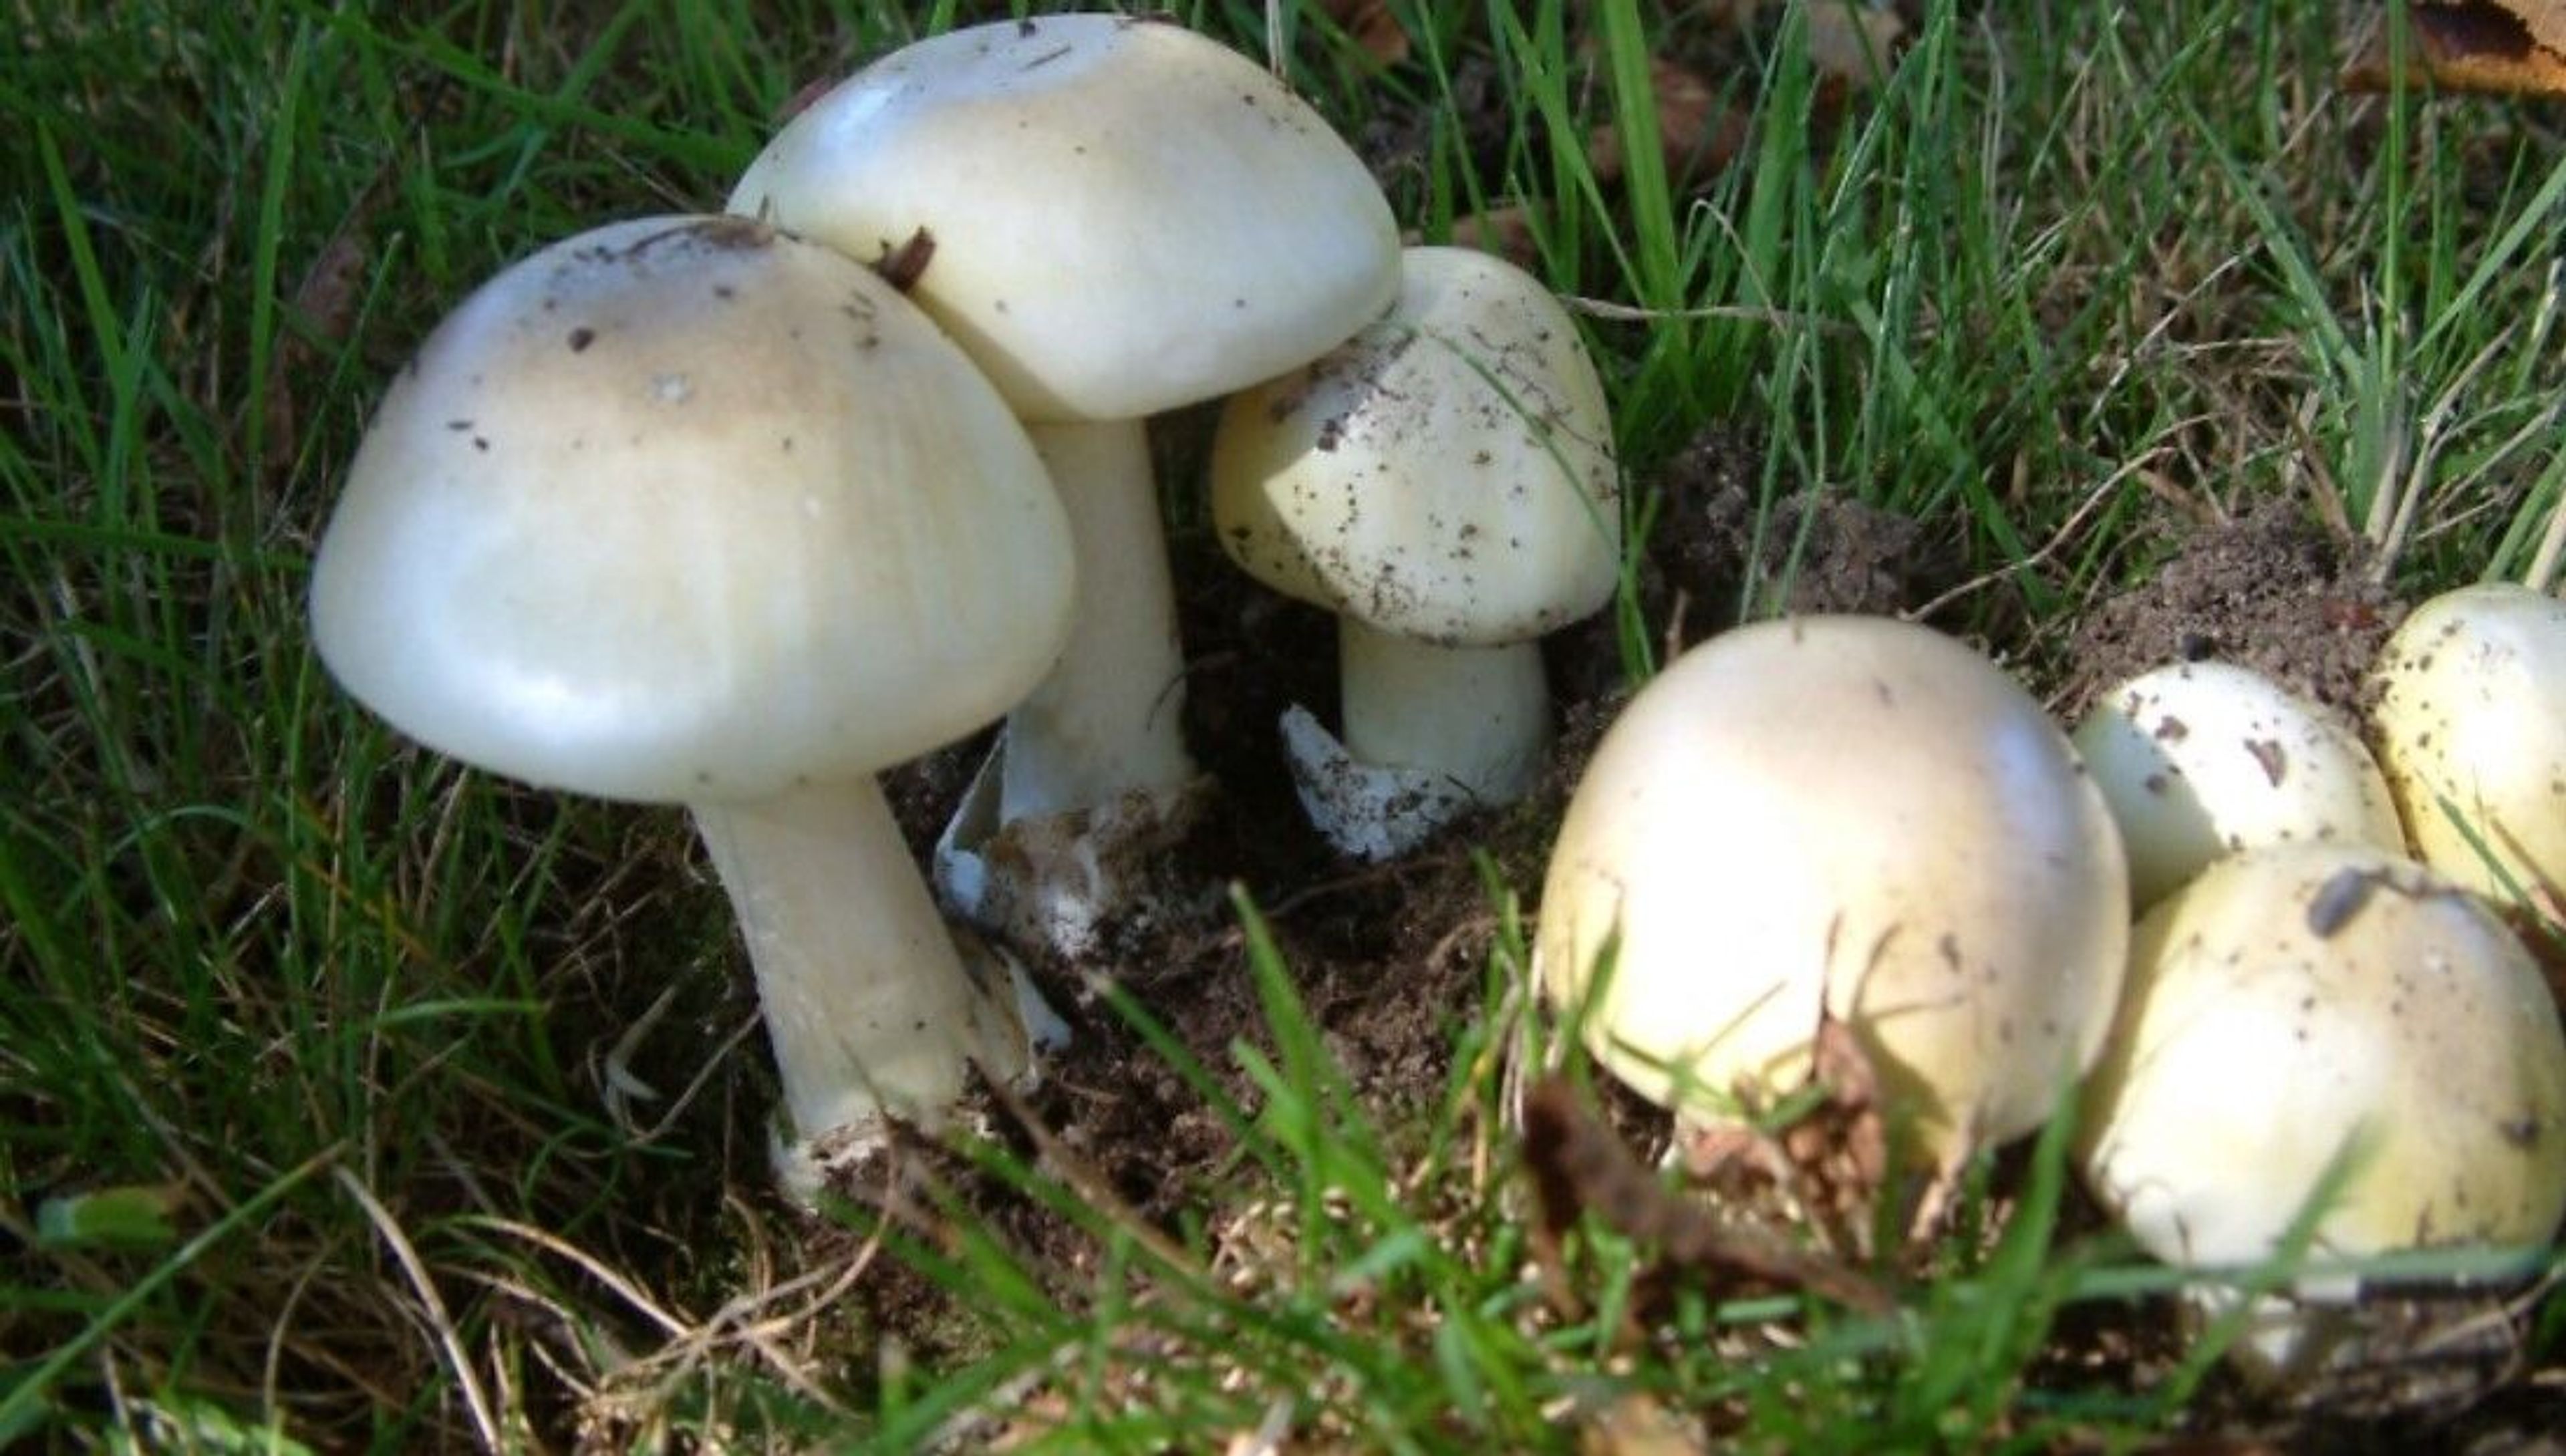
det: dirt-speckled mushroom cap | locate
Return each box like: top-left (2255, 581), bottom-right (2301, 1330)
top-left (2079, 842), bottom-right (2566, 1279)
top-left (1536, 615), bottom-right (2129, 1168)
top-left (2368, 583), bottom-right (2566, 913)
top-left (1209, 245), bottom-right (1620, 647)
top-left (727, 13), bottom-right (1400, 424)
top-left (2074, 660), bottom-right (2405, 907)
top-left (309, 215), bottom-right (1075, 804)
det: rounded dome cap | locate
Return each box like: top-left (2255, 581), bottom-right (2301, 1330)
top-left (310, 216), bottom-right (1075, 803)
top-left (1537, 616), bottom-right (2128, 1166)
top-left (2081, 842), bottom-right (2566, 1278)
top-left (1210, 246), bottom-right (1620, 647)
top-left (728, 13), bottom-right (1401, 423)
top-left (2368, 582), bottom-right (2566, 913)
top-left (2074, 660), bottom-right (2404, 907)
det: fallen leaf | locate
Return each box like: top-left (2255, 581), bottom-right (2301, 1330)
top-left (2341, 1), bottom-right (2566, 96)
top-left (1315, 0), bottom-right (1411, 67)
top-left (2499, 0), bottom-right (2566, 52)
top-left (1807, 1), bottom-right (1908, 92)
top-left (1433, 204), bottom-right (1544, 270)
top-left (261, 222), bottom-right (372, 481)
top-left (1584, 57), bottom-right (1751, 190)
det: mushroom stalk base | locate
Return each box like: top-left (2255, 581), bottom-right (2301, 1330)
top-left (691, 778), bottom-right (1045, 1197)
top-left (1001, 419), bottom-right (1198, 822)
top-left (938, 734), bottom-right (1211, 960)
top-left (1338, 617), bottom-right (1550, 806)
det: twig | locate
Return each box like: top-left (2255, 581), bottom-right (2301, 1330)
top-left (1521, 1078), bottom-right (1894, 1316)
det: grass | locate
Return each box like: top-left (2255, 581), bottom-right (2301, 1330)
top-left (5, 0), bottom-right (2565, 1449)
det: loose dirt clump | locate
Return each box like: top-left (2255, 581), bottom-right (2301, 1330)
top-left (2060, 496), bottom-right (2404, 720)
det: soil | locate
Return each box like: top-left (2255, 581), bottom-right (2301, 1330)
top-left (2059, 495), bottom-right (2405, 721)
top-left (834, 425), bottom-right (2563, 1449)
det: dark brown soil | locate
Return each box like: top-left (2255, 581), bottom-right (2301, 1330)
top-left (2059, 495), bottom-right (2404, 720)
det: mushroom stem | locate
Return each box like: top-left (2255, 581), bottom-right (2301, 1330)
top-left (1338, 615), bottom-right (1550, 805)
top-left (690, 778), bottom-right (1030, 1181)
top-left (999, 419), bottom-right (1198, 823)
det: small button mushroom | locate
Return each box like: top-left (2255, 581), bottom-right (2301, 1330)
top-left (308, 216), bottom-right (1078, 1197)
top-left (2368, 583), bottom-right (2566, 921)
top-left (1211, 245), bottom-right (1621, 859)
top-left (1536, 616), bottom-right (2129, 1188)
top-left (2072, 660), bottom-right (2405, 908)
top-left (2077, 842), bottom-right (2566, 1384)
top-left (732, 12), bottom-right (1403, 950)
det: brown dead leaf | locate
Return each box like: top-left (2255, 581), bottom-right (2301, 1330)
top-left (1521, 1076), bottom-right (1894, 1315)
top-left (1675, 1015), bottom-right (1890, 1258)
top-left (1315, 0), bottom-right (1411, 67)
top-left (261, 226), bottom-right (371, 481)
top-left (1807, 1), bottom-right (1908, 93)
top-left (2500, 0), bottom-right (2566, 52)
top-left (1584, 58), bottom-right (1751, 191)
top-left (1434, 204), bottom-right (1544, 271)
top-left (2341, 1), bottom-right (2566, 96)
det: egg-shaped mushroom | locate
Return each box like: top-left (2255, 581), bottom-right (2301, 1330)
top-left (1211, 245), bottom-right (1619, 859)
top-left (2078, 841), bottom-right (2566, 1381)
top-left (1536, 615), bottom-right (2129, 1179)
top-left (2368, 583), bottom-right (2566, 921)
top-left (2072, 660), bottom-right (2404, 908)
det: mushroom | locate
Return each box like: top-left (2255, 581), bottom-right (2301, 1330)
top-left (728, 12), bottom-right (1402, 950)
top-left (2072, 660), bottom-right (2405, 908)
top-left (2367, 582), bottom-right (2566, 923)
top-left (2077, 842), bottom-right (2566, 1382)
top-left (1209, 245), bottom-right (1620, 859)
top-left (307, 216), bottom-right (1078, 1194)
top-left (1536, 615), bottom-right (2129, 1188)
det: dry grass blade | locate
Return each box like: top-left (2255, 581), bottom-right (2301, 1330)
top-left (333, 1167), bottom-right (501, 1453)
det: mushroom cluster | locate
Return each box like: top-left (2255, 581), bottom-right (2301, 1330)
top-left (311, 15), bottom-right (1419, 1195)
top-left (730, 11), bottom-right (1403, 949)
top-left (1534, 588), bottom-right (2566, 1367)
top-left (2051, 584), bottom-right (2566, 1380)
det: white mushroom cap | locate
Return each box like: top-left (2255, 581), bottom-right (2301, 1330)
top-left (1210, 245), bottom-right (1621, 647)
top-left (2078, 843), bottom-right (2566, 1357)
top-left (1536, 616), bottom-right (2129, 1169)
top-left (309, 215), bottom-right (1075, 802)
top-left (2073, 660), bottom-right (2405, 907)
top-left (728, 13), bottom-right (1401, 423)
top-left (2368, 583), bottom-right (2566, 915)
